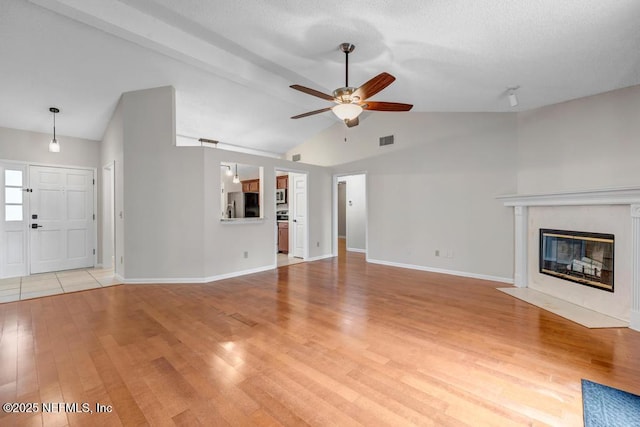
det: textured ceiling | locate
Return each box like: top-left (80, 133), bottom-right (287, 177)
top-left (1, 0), bottom-right (639, 155)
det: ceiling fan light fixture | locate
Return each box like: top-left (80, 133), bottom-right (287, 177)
top-left (332, 103), bottom-right (363, 121)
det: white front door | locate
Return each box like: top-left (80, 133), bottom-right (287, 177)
top-left (0, 163), bottom-right (28, 278)
top-left (291, 173), bottom-right (307, 259)
top-left (29, 166), bottom-right (95, 274)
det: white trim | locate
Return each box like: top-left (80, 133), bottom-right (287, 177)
top-left (498, 186), bottom-right (640, 207)
top-left (92, 168), bottom-right (97, 268)
top-left (366, 258), bottom-right (514, 284)
top-left (513, 206), bottom-right (528, 288)
top-left (305, 254), bottom-right (334, 262)
top-left (332, 171), bottom-right (368, 257)
top-left (0, 158), bottom-right (99, 171)
top-left (631, 310), bottom-right (640, 331)
top-left (123, 264), bottom-right (276, 284)
top-left (347, 248), bottom-right (366, 253)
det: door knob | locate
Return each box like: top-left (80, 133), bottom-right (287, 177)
top-left (31, 224), bottom-right (43, 229)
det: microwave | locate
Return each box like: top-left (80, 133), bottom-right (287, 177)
top-left (276, 188), bottom-right (286, 204)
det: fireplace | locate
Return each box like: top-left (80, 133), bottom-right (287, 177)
top-left (539, 229), bottom-right (614, 292)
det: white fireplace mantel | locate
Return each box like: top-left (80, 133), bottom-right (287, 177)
top-left (498, 187), bottom-right (640, 331)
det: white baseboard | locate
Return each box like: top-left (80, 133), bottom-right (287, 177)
top-left (366, 258), bottom-right (514, 284)
top-left (347, 247), bottom-right (366, 253)
top-left (118, 254), bottom-right (337, 285)
top-left (123, 264), bottom-right (276, 284)
top-left (305, 254), bottom-right (335, 262)
top-left (631, 309), bottom-right (640, 332)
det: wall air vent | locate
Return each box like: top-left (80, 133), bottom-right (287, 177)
top-left (379, 135), bottom-right (394, 146)
top-left (292, 154), bottom-right (301, 162)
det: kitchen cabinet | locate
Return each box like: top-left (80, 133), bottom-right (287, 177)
top-left (278, 222), bottom-right (289, 253)
top-left (242, 179), bottom-right (260, 192)
top-left (276, 175), bottom-right (288, 189)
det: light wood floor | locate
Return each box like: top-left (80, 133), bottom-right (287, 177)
top-left (2, 248), bottom-right (640, 426)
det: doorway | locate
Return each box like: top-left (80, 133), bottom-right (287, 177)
top-left (275, 169), bottom-right (308, 267)
top-left (334, 173), bottom-right (367, 257)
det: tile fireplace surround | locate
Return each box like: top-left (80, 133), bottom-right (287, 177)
top-left (498, 187), bottom-right (640, 332)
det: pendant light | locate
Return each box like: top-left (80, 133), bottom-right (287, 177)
top-left (48, 107), bottom-right (60, 153)
top-left (232, 164), bottom-right (240, 184)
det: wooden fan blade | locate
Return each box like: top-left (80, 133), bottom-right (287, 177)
top-left (290, 85), bottom-right (335, 101)
top-left (345, 117), bottom-right (359, 128)
top-left (291, 107), bottom-right (332, 119)
top-left (353, 72), bottom-right (396, 101)
top-left (363, 101), bottom-right (413, 112)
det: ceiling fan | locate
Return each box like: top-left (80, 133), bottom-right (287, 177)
top-left (290, 43), bottom-right (413, 128)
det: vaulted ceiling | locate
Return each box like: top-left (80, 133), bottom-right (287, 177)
top-left (1, 0), bottom-right (639, 155)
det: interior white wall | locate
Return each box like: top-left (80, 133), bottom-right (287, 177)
top-left (327, 113), bottom-right (518, 281)
top-left (517, 84), bottom-right (640, 194)
top-left (0, 126), bottom-right (102, 266)
top-left (96, 85), bottom-right (334, 283)
top-left (343, 174), bottom-right (366, 252)
top-left (528, 205), bottom-right (631, 321)
top-left (203, 149), bottom-right (333, 279)
top-left (0, 126), bottom-right (100, 167)
top-left (120, 86), bottom-right (206, 280)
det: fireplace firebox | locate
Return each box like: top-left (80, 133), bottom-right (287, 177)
top-left (539, 229), bottom-right (614, 292)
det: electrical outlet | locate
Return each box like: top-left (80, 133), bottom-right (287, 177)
top-left (435, 249), bottom-right (440, 257)
top-left (243, 251), bottom-right (248, 259)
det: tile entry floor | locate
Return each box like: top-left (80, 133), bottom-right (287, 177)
top-left (0, 267), bottom-right (119, 303)
top-left (277, 253), bottom-right (305, 267)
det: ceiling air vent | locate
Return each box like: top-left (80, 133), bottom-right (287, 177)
top-left (292, 154), bottom-right (301, 162)
top-left (379, 135), bottom-right (394, 147)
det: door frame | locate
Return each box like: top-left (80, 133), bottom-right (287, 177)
top-left (273, 167), bottom-right (309, 266)
top-left (102, 161), bottom-right (115, 269)
top-left (332, 172), bottom-right (368, 258)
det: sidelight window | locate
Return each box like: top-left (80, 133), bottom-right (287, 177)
top-left (4, 169), bottom-right (23, 221)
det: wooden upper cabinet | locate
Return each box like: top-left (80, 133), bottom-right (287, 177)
top-left (276, 175), bottom-right (289, 190)
top-left (242, 179), bottom-right (260, 193)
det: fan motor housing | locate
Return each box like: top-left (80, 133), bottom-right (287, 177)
top-left (333, 87), bottom-right (359, 103)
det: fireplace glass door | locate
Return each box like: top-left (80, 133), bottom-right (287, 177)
top-left (539, 229), bottom-right (614, 292)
